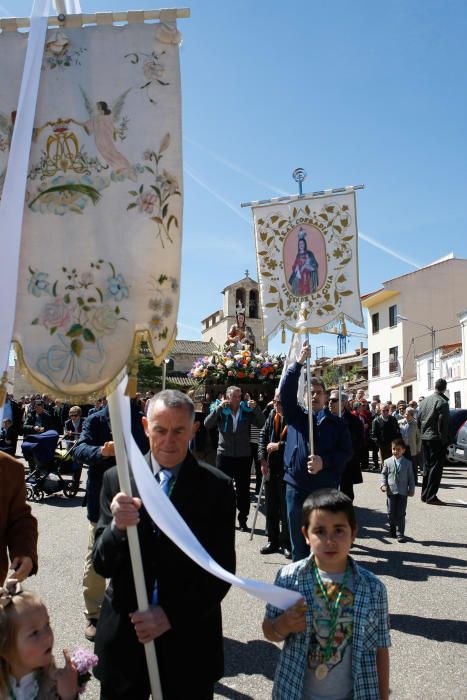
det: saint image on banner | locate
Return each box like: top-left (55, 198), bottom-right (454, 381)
top-left (287, 227), bottom-right (320, 296)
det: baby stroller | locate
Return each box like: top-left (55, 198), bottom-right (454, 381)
top-left (22, 430), bottom-right (80, 501)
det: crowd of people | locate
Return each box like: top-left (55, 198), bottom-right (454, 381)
top-left (0, 344), bottom-right (453, 699)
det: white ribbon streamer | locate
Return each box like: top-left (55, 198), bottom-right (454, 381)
top-left (0, 0), bottom-right (51, 423)
top-left (115, 379), bottom-right (301, 611)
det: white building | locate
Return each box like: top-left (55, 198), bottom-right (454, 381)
top-left (362, 254), bottom-right (467, 404)
top-left (416, 307), bottom-right (467, 408)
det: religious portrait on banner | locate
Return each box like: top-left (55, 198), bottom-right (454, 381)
top-left (285, 225), bottom-right (324, 296)
top-left (252, 192), bottom-right (364, 337)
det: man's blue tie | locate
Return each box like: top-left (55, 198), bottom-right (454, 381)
top-left (158, 469), bottom-right (173, 496)
top-left (152, 469), bottom-right (173, 605)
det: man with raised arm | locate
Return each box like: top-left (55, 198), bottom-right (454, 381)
top-left (281, 341), bottom-right (352, 561)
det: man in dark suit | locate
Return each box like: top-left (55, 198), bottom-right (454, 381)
top-left (93, 390), bottom-right (236, 700)
top-left (22, 400), bottom-right (55, 434)
top-left (64, 406), bottom-right (85, 445)
top-left (328, 390), bottom-right (364, 501)
top-left (73, 404), bottom-right (115, 642)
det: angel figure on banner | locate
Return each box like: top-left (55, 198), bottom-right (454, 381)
top-left (288, 227), bottom-right (319, 296)
top-left (225, 304), bottom-right (256, 350)
top-left (79, 86), bottom-right (136, 181)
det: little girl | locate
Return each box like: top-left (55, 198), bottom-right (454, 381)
top-left (0, 580), bottom-right (79, 700)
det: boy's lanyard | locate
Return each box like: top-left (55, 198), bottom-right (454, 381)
top-left (311, 556), bottom-right (351, 680)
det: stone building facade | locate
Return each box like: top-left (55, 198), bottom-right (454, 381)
top-left (201, 273), bottom-right (267, 352)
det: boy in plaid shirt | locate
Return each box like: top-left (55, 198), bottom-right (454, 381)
top-left (263, 489), bottom-right (390, 699)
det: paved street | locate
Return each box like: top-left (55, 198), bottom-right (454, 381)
top-left (25, 460), bottom-right (467, 699)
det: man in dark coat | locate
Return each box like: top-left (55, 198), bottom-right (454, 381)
top-left (418, 378), bottom-right (450, 505)
top-left (371, 402), bottom-right (401, 467)
top-left (281, 341), bottom-right (352, 561)
top-left (258, 389), bottom-right (290, 558)
top-left (73, 404), bottom-right (115, 641)
top-left (22, 400), bottom-right (55, 434)
top-left (204, 386), bottom-right (265, 531)
top-left (328, 390), bottom-right (364, 501)
top-left (93, 390), bottom-right (236, 700)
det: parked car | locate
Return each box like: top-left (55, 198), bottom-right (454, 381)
top-left (446, 409), bottom-right (467, 464)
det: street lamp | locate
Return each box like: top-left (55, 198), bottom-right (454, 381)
top-left (161, 357), bottom-right (170, 390)
top-left (396, 314), bottom-right (436, 386)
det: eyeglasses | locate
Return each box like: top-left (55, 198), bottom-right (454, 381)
top-left (273, 400), bottom-right (282, 404)
top-left (329, 398), bottom-right (339, 403)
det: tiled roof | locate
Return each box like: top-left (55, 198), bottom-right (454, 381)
top-left (171, 340), bottom-right (217, 355)
top-left (166, 375), bottom-right (197, 387)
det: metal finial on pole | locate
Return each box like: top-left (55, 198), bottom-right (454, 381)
top-left (292, 167), bottom-right (307, 197)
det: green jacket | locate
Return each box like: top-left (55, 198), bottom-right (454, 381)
top-left (417, 392), bottom-right (450, 443)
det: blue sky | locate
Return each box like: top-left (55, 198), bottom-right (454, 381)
top-left (7, 0), bottom-right (467, 357)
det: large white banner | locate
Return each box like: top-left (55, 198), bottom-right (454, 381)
top-left (252, 191), bottom-right (364, 338)
top-left (0, 20), bottom-right (182, 398)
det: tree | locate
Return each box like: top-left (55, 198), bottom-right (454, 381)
top-left (322, 364), bottom-right (359, 389)
top-left (136, 356), bottom-right (186, 393)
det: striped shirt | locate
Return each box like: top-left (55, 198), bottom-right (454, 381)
top-left (265, 556), bottom-right (391, 700)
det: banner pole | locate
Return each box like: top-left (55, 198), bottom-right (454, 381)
top-left (107, 389), bottom-right (164, 700)
top-left (249, 474), bottom-right (266, 541)
top-left (305, 333), bottom-right (314, 454)
top-left (291, 169), bottom-right (315, 456)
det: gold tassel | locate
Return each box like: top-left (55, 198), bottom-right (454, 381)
top-left (124, 335), bottom-right (142, 397)
top-left (281, 323), bottom-right (286, 344)
top-left (124, 373), bottom-right (138, 398)
top-left (0, 370), bottom-right (8, 407)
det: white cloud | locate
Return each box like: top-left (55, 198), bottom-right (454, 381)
top-left (184, 164), bottom-right (251, 224)
top-left (185, 136), bottom-right (289, 196)
top-left (358, 231), bottom-right (421, 269)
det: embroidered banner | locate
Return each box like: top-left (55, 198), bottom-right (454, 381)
top-left (252, 192), bottom-right (364, 338)
top-left (0, 20), bottom-right (182, 398)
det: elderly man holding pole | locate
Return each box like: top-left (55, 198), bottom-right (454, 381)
top-left (204, 386), bottom-right (265, 532)
top-left (281, 341), bottom-right (352, 561)
top-left (93, 390), bottom-right (236, 700)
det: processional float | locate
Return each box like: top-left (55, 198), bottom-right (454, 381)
top-left (0, 4), bottom-right (302, 697)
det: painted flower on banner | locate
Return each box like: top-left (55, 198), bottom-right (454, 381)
top-left (147, 274), bottom-right (178, 343)
top-left (127, 133), bottom-right (180, 247)
top-left (29, 261), bottom-right (128, 386)
top-left (43, 29), bottom-right (87, 70)
top-left (28, 271), bottom-right (50, 297)
top-left (125, 50), bottom-right (169, 105)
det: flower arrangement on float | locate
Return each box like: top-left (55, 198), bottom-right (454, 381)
top-left (188, 348), bottom-right (284, 384)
